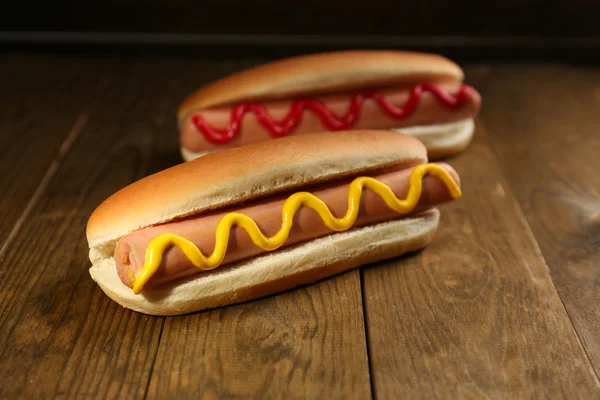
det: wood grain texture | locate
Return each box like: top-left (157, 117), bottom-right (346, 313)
top-left (146, 271), bottom-right (370, 400)
top-left (0, 55), bottom-right (104, 247)
top-left (0, 57), bottom-right (183, 399)
top-left (476, 64), bottom-right (600, 379)
top-left (361, 111), bottom-right (600, 397)
top-left (3, 54), bottom-right (600, 399)
top-left (0, 55), bottom-right (371, 399)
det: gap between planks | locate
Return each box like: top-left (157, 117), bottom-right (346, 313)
top-left (359, 270), bottom-right (377, 400)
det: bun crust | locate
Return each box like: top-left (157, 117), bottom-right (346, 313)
top-left (178, 50), bottom-right (464, 119)
top-left (89, 209), bottom-right (439, 316)
top-left (86, 130), bottom-right (427, 251)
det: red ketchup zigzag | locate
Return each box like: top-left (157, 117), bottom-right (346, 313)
top-left (191, 83), bottom-right (475, 144)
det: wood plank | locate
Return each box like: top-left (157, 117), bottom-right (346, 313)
top-left (361, 86), bottom-right (600, 397)
top-left (0, 54), bottom-right (105, 247)
top-left (0, 57), bottom-right (182, 399)
top-left (475, 64), bottom-right (600, 379)
top-left (0, 56), bottom-right (372, 399)
top-left (145, 271), bottom-right (370, 400)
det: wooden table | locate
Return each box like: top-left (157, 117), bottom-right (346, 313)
top-left (1, 53), bottom-right (599, 399)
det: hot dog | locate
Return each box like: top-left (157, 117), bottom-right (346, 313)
top-left (86, 130), bottom-right (463, 316)
top-left (177, 50), bottom-right (482, 161)
top-left (115, 164), bottom-right (458, 290)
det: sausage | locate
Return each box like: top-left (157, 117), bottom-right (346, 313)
top-left (115, 163), bottom-right (460, 289)
top-left (180, 82), bottom-right (481, 153)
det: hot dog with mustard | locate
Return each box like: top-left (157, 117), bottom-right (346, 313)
top-left (86, 130), bottom-right (463, 316)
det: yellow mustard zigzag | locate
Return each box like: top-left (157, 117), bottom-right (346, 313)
top-left (132, 163), bottom-right (462, 294)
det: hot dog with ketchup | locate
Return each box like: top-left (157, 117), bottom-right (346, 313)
top-left (86, 130), bottom-right (463, 316)
top-left (178, 50), bottom-right (481, 162)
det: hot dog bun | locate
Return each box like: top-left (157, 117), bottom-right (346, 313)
top-left (86, 130), bottom-right (454, 316)
top-left (178, 50), bottom-right (463, 117)
top-left (87, 129), bottom-right (427, 253)
top-left (393, 118), bottom-right (475, 160)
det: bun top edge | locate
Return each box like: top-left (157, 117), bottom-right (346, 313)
top-left (177, 50), bottom-right (464, 118)
top-left (86, 129), bottom-right (427, 249)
